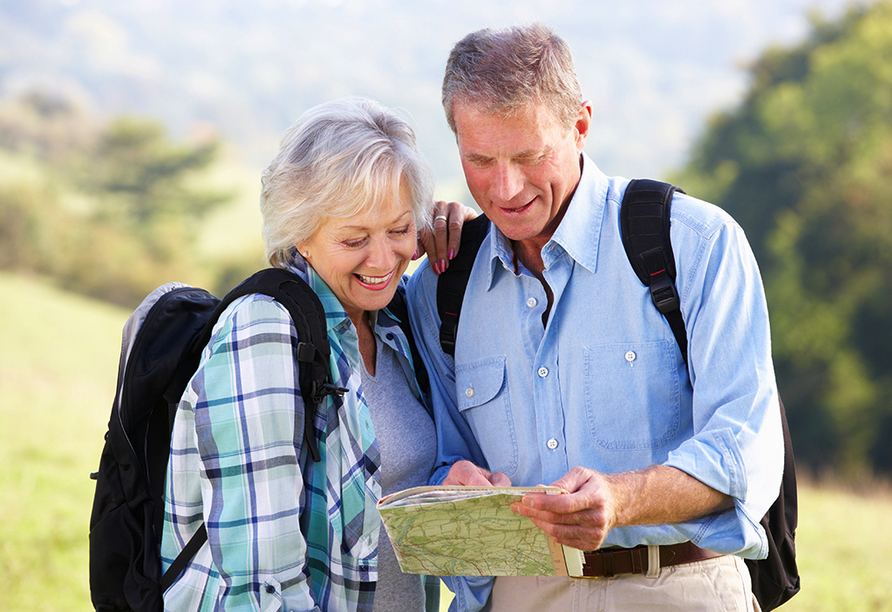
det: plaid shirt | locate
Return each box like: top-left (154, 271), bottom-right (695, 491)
top-left (161, 261), bottom-right (422, 612)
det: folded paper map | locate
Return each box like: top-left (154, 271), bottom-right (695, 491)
top-left (376, 485), bottom-right (585, 577)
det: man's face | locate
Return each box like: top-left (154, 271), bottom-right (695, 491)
top-left (453, 100), bottom-right (591, 247)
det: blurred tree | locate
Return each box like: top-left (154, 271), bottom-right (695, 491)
top-left (0, 183), bottom-right (57, 271)
top-left (82, 117), bottom-right (228, 230)
top-left (72, 117), bottom-right (232, 279)
top-left (0, 93), bottom-right (236, 307)
top-left (677, 2), bottom-right (892, 477)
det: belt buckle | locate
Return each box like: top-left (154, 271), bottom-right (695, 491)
top-left (577, 548), bottom-right (613, 579)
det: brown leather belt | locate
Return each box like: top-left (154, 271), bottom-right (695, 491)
top-left (581, 542), bottom-right (722, 578)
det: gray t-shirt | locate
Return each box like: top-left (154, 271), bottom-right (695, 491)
top-left (361, 334), bottom-right (437, 612)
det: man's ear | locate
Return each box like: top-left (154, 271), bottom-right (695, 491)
top-left (575, 101), bottom-right (593, 150)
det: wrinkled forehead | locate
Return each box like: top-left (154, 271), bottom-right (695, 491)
top-left (453, 100), bottom-right (567, 151)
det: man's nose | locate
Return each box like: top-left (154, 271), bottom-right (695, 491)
top-left (492, 163), bottom-right (524, 203)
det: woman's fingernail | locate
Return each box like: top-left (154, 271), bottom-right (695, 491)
top-left (412, 249), bottom-right (419, 260)
top-left (439, 260), bottom-right (447, 273)
top-left (449, 248), bottom-right (455, 260)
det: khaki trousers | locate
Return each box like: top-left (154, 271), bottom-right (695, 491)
top-left (483, 555), bottom-right (761, 612)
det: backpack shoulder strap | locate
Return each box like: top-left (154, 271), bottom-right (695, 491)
top-left (620, 179), bottom-right (688, 364)
top-left (160, 268), bottom-right (346, 591)
top-left (386, 287), bottom-right (432, 414)
top-left (160, 523), bottom-right (208, 592)
top-left (437, 214), bottom-right (491, 357)
top-left (620, 180), bottom-right (799, 610)
top-left (190, 268), bottom-right (345, 462)
top-left (231, 268), bottom-right (346, 463)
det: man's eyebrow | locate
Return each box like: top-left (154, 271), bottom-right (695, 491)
top-left (463, 152), bottom-right (492, 162)
top-left (514, 149), bottom-right (545, 160)
top-left (463, 148), bottom-right (547, 162)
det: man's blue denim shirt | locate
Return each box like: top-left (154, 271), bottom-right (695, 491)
top-left (407, 154), bottom-right (783, 610)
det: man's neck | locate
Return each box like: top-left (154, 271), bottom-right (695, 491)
top-left (512, 237), bottom-right (548, 277)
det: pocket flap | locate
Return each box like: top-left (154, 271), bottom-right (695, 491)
top-left (456, 357), bottom-right (506, 411)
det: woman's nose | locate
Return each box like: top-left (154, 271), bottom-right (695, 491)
top-left (366, 237), bottom-right (397, 270)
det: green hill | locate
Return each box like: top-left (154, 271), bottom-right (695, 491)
top-left (0, 271), bottom-right (126, 610)
top-left (0, 271), bottom-right (889, 611)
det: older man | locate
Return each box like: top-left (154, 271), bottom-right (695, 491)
top-left (408, 24), bottom-right (783, 612)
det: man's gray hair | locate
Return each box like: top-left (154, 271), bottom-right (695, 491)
top-left (442, 23), bottom-right (583, 133)
top-left (261, 97), bottom-right (435, 268)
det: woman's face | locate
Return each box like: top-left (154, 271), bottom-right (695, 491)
top-left (299, 183), bottom-right (417, 326)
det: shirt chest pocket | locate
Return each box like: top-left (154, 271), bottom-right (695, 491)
top-left (455, 357), bottom-right (518, 477)
top-left (583, 340), bottom-right (682, 451)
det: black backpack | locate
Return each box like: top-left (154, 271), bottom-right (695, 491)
top-left (89, 267), bottom-right (350, 612)
top-left (435, 180), bottom-right (800, 611)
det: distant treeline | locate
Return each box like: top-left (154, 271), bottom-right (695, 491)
top-left (2, 2), bottom-right (891, 479)
top-left (0, 94), bottom-right (257, 306)
top-left (676, 1), bottom-right (892, 478)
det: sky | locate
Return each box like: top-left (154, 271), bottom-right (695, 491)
top-left (0, 0), bottom-right (863, 194)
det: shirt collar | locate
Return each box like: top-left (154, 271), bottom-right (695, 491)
top-left (285, 252), bottom-right (350, 332)
top-left (549, 152), bottom-right (609, 274)
top-left (481, 152), bottom-right (610, 289)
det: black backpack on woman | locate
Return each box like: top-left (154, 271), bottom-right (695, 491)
top-left (88, 268), bottom-right (346, 612)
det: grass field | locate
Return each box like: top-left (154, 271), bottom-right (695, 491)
top-left (1, 270), bottom-right (890, 611)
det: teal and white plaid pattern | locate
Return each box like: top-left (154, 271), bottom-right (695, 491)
top-left (162, 260), bottom-right (418, 611)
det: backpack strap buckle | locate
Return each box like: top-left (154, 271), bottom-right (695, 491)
top-left (649, 275), bottom-right (680, 315)
top-left (311, 380), bottom-right (348, 404)
top-left (296, 341), bottom-right (318, 363)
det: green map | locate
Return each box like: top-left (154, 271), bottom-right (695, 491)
top-left (377, 486), bottom-right (582, 576)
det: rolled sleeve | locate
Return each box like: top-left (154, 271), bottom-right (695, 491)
top-left (663, 208), bottom-right (784, 557)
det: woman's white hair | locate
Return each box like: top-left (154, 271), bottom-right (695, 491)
top-left (261, 97), bottom-right (435, 268)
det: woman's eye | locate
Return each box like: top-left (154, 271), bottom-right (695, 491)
top-left (343, 238), bottom-right (367, 248)
top-left (391, 226), bottom-right (411, 236)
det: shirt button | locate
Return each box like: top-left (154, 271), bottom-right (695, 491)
top-left (526, 297), bottom-right (537, 309)
top-left (465, 387), bottom-right (475, 398)
top-left (537, 367), bottom-right (549, 378)
top-left (547, 438), bottom-right (559, 450)
top-left (625, 350), bottom-right (637, 364)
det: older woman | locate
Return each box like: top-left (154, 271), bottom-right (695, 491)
top-left (161, 97), bottom-right (468, 612)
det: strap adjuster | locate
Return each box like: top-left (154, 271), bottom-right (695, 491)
top-left (649, 276), bottom-right (680, 315)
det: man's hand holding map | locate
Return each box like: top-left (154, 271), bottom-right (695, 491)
top-left (376, 485), bottom-right (585, 577)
